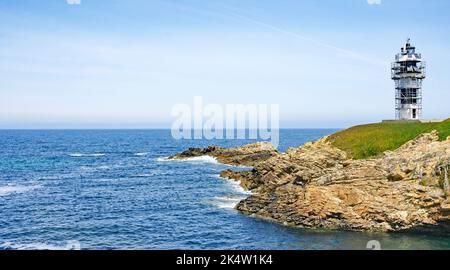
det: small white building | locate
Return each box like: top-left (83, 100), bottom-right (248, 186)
top-left (391, 39), bottom-right (426, 120)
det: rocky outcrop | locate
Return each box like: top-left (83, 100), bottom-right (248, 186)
top-left (169, 142), bottom-right (278, 167)
top-left (170, 132), bottom-right (450, 233)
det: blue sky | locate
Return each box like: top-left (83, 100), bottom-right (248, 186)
top-left (0, 0), bottom-right (449, 128)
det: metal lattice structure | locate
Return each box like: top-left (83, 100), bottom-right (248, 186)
top-left (391, 39), bottom-right (426, 120)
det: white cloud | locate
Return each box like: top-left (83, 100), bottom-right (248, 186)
top-left (367, 0), bottom-right (381, 5)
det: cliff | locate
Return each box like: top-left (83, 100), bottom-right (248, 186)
top-left (170, 130), bottom-right (450, 233)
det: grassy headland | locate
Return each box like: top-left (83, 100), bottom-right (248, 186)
top-left (327, 119), bottom-right (450, 159)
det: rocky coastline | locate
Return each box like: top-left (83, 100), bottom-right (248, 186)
top-left (170, 132), bottom-right (450, 233)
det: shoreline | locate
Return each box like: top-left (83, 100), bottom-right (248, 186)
top-left (170, 130), bottom-right (450, 233)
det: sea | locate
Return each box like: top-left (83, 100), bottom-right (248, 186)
top-left (0, 129), bottom-right (449, 250)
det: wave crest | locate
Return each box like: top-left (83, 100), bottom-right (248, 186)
top-left (1, 240), bottom-right (80, 250)
top-left (211, 196), bottom-right (243, 209)
top-left (0, 184), bottom-right (41, 197)
top-left (69, 153), bottom-right (106, 157)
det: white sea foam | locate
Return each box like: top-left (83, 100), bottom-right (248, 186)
top-left (157, 155), bottom-right (218, 164)
top-left (69, 153), bottom-right (106, 157)
top-left (135, 152), bottom-right (149, 156)
top-left (186, 156), bottom-right (218, 163)
top-left (0, 184), bottom-right (41, 197)
top-left (156, 156), bottom-right (169, 162)
top-left (90, 153), bottom-right (106, 157)
top-left (40, 176), bottom-right (59, 180)
top-left (171, 155), bottom-right (218, 164)
top-left (212, 196), bottom-right (244, 209)
top-left (227, 180), bottom-right (253, 195)
top-left (1, 240), bottom-right (80, 250)
top-left (209, 174), bottom-right (253, 210)
top-left (213, 174), bottom-right (252, 196)
top-left (134, 173), bottom-right (156, 178)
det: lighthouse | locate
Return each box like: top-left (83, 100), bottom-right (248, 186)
top-left (391, 39), bottom-right (426, 120)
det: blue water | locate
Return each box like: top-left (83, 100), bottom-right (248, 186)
top-left (0, 129), bottom-right (449, 250)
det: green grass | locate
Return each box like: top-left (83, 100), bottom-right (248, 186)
top-left (327, 118), bottom-right (450, 160)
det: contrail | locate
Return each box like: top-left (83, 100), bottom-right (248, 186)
top-left (221, 8), bottom-right (388, 67)
top-left (163, 1), bottom-right (388, 67)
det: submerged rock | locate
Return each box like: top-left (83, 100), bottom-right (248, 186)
top-left (171, 132), bottom-right (450, 233)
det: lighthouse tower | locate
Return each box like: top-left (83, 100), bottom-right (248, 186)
top-left (391, 39), bottom-right (426, 120)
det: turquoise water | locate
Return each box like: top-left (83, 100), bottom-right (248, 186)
top-left (0, 129), bottom-right (449, 250)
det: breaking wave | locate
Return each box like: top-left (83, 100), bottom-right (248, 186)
top-left (69, 153), bottom-right (106, 157)
top-left (227, 180), bottom-right (252, 196)
top-left (184, 156), bottom-right (218, 164)
top-left (157, 155), bottom-right (218, 164)
top-left (208, 174), bottom-right (253, 210)
top-left (213, 175), bottom-right (252, 196)
top-left (134, 173), bottom-right (156, 178)
top-left (1, 240), bottom-right (80, 250)
top-left (156, 156), bottom-right (169, 162)
top-left (211, 196), bottom-right (244, 209)
top-left (0, 184), bottom-right (41, 197)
